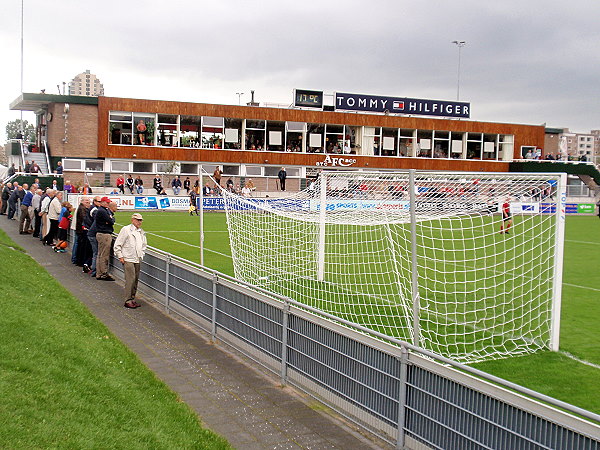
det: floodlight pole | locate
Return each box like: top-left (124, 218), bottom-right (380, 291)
top-left (199, 164), bottom-right (204, 266)
top-left (452, 40), bottom-right (466, 101)
top-left (409, 169), bottom-right (421, 347)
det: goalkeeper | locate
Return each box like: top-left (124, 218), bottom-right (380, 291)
top-left (499, 198), bottom-right (513, 234)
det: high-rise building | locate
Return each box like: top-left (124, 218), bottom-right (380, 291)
top-left (68, 70), bottom-right (104, 97)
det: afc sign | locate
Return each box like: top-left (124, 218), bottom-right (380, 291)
top-left (316, 155), bottom-right (357, 167)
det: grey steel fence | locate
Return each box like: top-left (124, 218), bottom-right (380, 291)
top-left (108, 246), bottom-right (600, 449)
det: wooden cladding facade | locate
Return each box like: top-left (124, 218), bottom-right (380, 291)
top-left (98, 96), bottom-right (545, 173)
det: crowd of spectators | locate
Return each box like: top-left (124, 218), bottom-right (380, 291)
top-left (1, 181), bottom-right (119, 281)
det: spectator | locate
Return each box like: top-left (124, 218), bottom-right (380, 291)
top-left (7, 163), bottom-right (16, 177)
top-left (153, 174), bottom-right (165, 195)
top-left (64, 180), bottom-right (75, 193)
top-left (74, 197), bottom-right (92, 268)
top-left (31, 188), bottom-right (42, 238)
top-left (19, 184), bottom-right (33, 234)
top-left (7, 183), bottom-right (21, 220)
top-left (24, 160), bottom-right (31, 173)
top-left (116, 175), bottom-right (125, 194)
top-left (171, 175), bottom-right (182, 195)
top-left (278, 167), bottom-right (287, 191)
top-left (81, 182), bottom-right (93, 195)
top-left (54, 201), bottom-right (73, 253)
top-left (44, 191), bottom-right (62, 246)
top-left (213, 166), bottom-right (222, 186)
top-left (183, 176), bottom-right (191, 194)
top-left (226, 178), bottom-right (234, 192)
top-left (55, 161), bottom-right (63, 175)
top-left (135, 176), bottom-right (144, 194)
top-left (203, 183), bottom-right (212, 196)
top-left (95, 197), bottom-right (116, 281)
top-left (125, 174), bottom-right (135, 194)
top-left (114, 213), bottom-right (147, 309)
top-left (1, 182), bottom-right (12, 215)
top-left (29, 162), bottom-right (41, 174)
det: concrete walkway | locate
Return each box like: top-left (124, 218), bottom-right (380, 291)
top-left (0, 217), bottom-right (389, 449)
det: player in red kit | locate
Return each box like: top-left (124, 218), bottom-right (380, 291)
top-left (499, 198), bottom-right (513, 234)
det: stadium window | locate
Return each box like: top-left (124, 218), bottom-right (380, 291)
top-left (417, 130), bottom-right (433, 158)
top-left (432, 130), bottom-right (450, 159)
top-left (224, 118), bottom-right (242, 149)
top-left (222, 165), bottom-right (240, 176)
top-left (482, 134), bottom-right (499, 160)
top-left (380, 128), bottom-right (398, 157)
top-left (111, 160), bottom-right (131, 172)
top-left (63, 159), bottom-right (83, 171)
top-left (109, 111), bottom-right (133, 145)
top-left (245, 166), bottom-right (262, 176)
top-left (180, 115), bottom-right (201, 148)
top-left (132, 162), bottom-right (153, 173)
top-left (201, 116), bottom-right (224, 149)
top-left (285, 122), bottom-right (305, 153)
top-left (245, 119), bottom-right (266, 150)
top-left (85, 160), bottom-right (104, 171)
top-left (307, 123), bottom-right (324, 153)
top-left (400, 129), bottom-right (416, 157)
top-left (466, 132), bottom-right (483, 159)
top-left (363, 127), bottom-right (382, 156)
top-left (450, 132), bottom-right (465, 159)
top-left (157, 114), bottom-right (179, 147)
top-left (180, 164), bottom-right (198, 174)
top-left (133, 113), bottom-right (156, 146)
top-left (266, 121), bottom-right (285, 151)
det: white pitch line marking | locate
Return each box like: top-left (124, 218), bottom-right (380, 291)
top-left (565, 239), bottom-right (600, 245)
top-left (562, 283), bottom-right (600, 293)
top-left (559, 351), bottom-right (600, 370)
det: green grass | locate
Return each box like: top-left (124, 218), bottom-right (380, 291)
top-left (115, 211), bottom-right (600, 415)
top-left (0, 229), bottom-right (230, 449)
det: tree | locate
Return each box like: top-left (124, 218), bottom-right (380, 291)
top-left (5, 119), bottom-right (35, 142)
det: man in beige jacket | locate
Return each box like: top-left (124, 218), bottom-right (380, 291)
top-left (113, 213), bottom-right (147, 308)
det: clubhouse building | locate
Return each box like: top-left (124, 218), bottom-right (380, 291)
top-left (10, 91), bottom-right (545, 192)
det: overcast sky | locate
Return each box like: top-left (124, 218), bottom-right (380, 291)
top-left (1, 0), bottom-right (599, 141)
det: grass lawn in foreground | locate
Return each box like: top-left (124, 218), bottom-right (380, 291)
top-left (0, 229), bottom-right (230, 449)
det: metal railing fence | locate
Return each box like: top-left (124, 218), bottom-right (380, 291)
top-left (107, 245), bottom-right (600, 449)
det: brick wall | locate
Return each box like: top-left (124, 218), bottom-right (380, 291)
top-left (47, 103), bottom-right (98, 158)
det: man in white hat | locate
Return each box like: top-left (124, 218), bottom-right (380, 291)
top-left (113, 213), bottom-right (147, 308)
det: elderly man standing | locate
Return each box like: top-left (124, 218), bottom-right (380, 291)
top-left (18, 184), bottom-right (33, 234)
top-left (114, 213), bottom-right (147, 308)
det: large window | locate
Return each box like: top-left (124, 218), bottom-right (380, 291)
top-left (499, 135), bottom-right (514, 160)
top-left (467, 133), bottom-right (483, 159)
top-left (433, 130), bottom-right (450, 158)
top-left (157, 114), bottom-right (178, 147)
top-left (286, 122), bottom-right (305, 152)
top-left (180, 115), bottom-right (201, 147)
top-left (245, 120), bottom-right (265, 150)
top-left (399, 129), bottom-right (415, 157)
top-left (325, 124), bottom-right (344, 154)
top-left (109, 111), bottom-right (132, 145)
top-left (381, 128), bottom-right (398, 157)
top-left (417, 130), bottom-right (433, 157)
top-left (363, 127), bottom-right (381, 156)
top-left (307, 123), bottom-right (324, 153)
top-left (482, 134), bottom-right (498, 160)
top-left (224, 118), bottom-right (242, 149)
top-left (266, 121), bottom-right (285, 152)
top-left (133, 113), bottom-right (155, 146)
top-left (201, 116), bottom-right (224, 149)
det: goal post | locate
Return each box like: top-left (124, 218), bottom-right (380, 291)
top-left (222, 170), bottom-right (566, 363)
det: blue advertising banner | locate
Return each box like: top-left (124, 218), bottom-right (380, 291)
top-left (335, 92), bottom-right (470, 118)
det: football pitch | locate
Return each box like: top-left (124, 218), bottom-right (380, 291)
top-left (114, 211), bottom-right (600, 415)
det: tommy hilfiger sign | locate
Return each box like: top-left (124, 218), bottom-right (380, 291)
top-left (335, 92), bottom-right (470, 118)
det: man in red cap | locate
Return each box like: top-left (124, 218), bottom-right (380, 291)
top-left (95, 197), bottom-right (116, 281)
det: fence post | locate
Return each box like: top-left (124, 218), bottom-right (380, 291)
top-left (396, 345), bottom-right (409, 450)
top-left (280, 299), bottom-right (290, 385)
top-left (211, 272), bottom-right (218, 342)
top-left (164, 255), bottom-right (171, 313)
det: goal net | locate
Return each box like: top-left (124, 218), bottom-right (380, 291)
top-left (221, 170), bottom-right (566, 363)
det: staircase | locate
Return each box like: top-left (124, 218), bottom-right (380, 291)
top-left (28, 152), bottom-right (49, 175)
